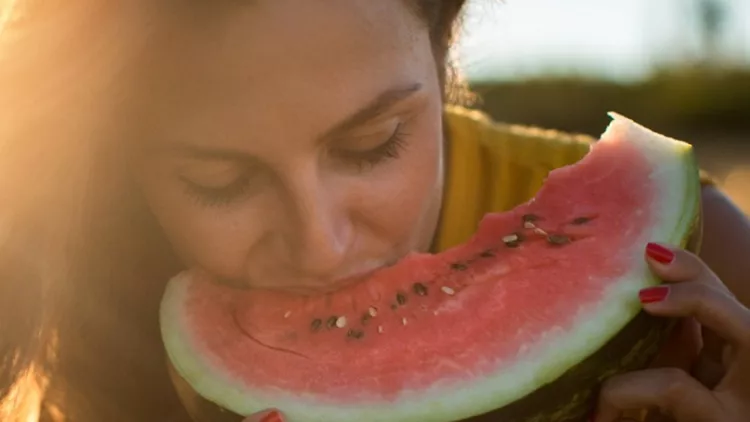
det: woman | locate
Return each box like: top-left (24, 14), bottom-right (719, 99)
top-left (0, 1), bottom-right (748, 421)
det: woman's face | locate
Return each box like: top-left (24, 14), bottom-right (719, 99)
top-left (134, 0), bottom-right (445, 293)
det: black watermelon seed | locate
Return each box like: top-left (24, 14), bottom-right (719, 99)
top-left (480, 250), bottom-right (495, 258)
top-left (311, 319), bottom-right (323, 332)
top-left (505, 240), bottom-right (521, 248)
top-left (413, 282), bottom-right (428, 296)
top-left (522, 214), bottom-right (540, 222)
top-left (396, 293), bottom-right (407, 305)
top-left (572, 217), bottom-right (592, 225)
top-left (547, 234), bottom-right (571, 245)
top-left (361, 313), bottom-right (371, 325)
top-left (326, 316), bottom-right (338, 329)
top-left (450, 262), bottom-right (468, 271)
top-left (347, 329), bottom-right (365, 339)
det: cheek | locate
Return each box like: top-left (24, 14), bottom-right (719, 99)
top-left (137, 171), bottom-right (266, 278)
top-left (352, 108), bottom-right (443, 248)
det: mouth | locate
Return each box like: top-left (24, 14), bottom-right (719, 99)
top-left (305, 255), bottom-right (408, 295)
top-left (323, 257), bottom-right (399, 291)
top-left (331, 268), bottom-right (381, 288)
top-left (206, 257), bottom-right (404, 296)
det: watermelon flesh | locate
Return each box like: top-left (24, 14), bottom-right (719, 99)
top-left (160, 113), bottom-right (701, 422)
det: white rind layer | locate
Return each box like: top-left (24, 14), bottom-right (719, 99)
top-left (160, 113), bottom-right (701, 422)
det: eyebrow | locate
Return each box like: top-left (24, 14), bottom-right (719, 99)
top-left (321, 82), bottom-right (423, 139)
top-left (158, 82), bottom-right (424, 162)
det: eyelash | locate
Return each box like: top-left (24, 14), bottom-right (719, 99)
top-left (333, 122), bottom-right (408, 172)
top-left (181, 173), bottom-right (253, 207)
top-left (181, 123), bottom-right (409, 207)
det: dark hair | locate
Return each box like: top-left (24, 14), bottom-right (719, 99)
top-left (416, 0), bottom-right (472, 102)
top-left (0, 1), bottom-right (469, 420)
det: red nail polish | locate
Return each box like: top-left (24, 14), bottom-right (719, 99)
top-left (646, 242), bottom-right (674, 264)
top-left (260, 411), bottom-right (283, 422)
top-left (639, 286), bottom-right (670, 303)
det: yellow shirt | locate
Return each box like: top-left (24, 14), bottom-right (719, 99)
top-left (434, 105), bottom-right (712, 252)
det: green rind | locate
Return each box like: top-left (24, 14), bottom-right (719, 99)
top-left (168, 361), bottom-right (244, 422)
top-left (166, 309), bottom-right (674, 422)
top-left (160, 114), bottom-right (702, 422)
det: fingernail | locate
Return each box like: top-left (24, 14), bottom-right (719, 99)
top-left (639, 286), bottom-right (670, 303)
top-left (260, 411), bottom-right (284, 422)
top-left (646, 242), bottom-right (674, 264)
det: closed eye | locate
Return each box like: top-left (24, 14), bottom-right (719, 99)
top-left (331, 122), bottom-right (408, 171)
top-left (180, 171), bottom-right (256, 207)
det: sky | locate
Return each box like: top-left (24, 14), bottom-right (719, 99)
top-left (454, 0), bottom-right (750, 82)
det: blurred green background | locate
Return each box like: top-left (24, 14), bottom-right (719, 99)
top-left (455, 0), bottom-right (750, 212)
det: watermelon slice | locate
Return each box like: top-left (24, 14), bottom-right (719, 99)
top-left (160, 113), bottom-right (702, 422)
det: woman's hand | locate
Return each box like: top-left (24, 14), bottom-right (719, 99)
top-left (242, 409), bottom-right (285, 422)
top-left (594, 242), bottom-right (750, 422)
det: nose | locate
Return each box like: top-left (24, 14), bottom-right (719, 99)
top-left (281, 174), bottom-right (353, 279)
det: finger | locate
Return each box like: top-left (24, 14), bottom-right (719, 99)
top-left (649, 317), bottom-right (702, 371)
top-left (243, 409), bottom-right (285, 422)
top-left (701, 325), bottom-right (728, 363)
top-left (638, 280), bottom-right (750, 348)
top-left (594, 368), bottom-right (721, 422)
top-left (687, 326), bottom-right (729, 388)
top-left (644, 243), bottom-right (723, 289)
top-left (691, 353), bottom-right (726, 389)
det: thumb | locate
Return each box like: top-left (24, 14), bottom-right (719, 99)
top-left (242, 409), bottom-right (285, 422)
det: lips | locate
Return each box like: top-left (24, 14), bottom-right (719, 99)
top-left (279, 257), bottom-right (401, 294)
top-left (330, 267), bottom-right (382, 289)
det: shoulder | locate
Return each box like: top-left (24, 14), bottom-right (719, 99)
top-left (696, 184), bottom-right (750, 307)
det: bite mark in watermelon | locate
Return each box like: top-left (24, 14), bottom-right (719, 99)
top-left (160, 113), bottom-right (702, 422)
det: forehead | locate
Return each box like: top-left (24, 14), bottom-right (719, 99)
top-left (136, 0), bottom-right (434, 144)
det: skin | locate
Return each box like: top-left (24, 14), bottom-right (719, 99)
top-left (126, 1), bottom-right (750, 420)
top-left (595, 241), bottom-right (750, 422)
top-left (697, 185), bottom-right (750, 309)
top-left (134, 0), bottom-right (445, 295)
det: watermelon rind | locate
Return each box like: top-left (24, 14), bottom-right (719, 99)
top-left (160, 113), bottom-right (701, 422)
